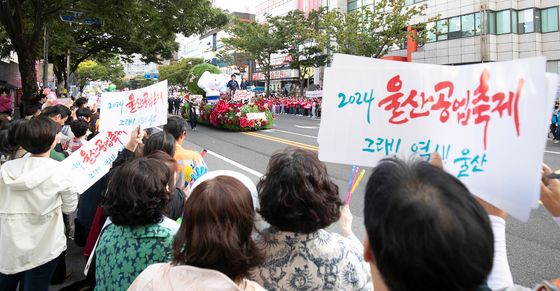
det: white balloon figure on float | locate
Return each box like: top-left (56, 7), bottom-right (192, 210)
top-left (197, 71), bottom-right (228, 104)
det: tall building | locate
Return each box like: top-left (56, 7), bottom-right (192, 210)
top-left (349, 0), bottom-right (560, 72)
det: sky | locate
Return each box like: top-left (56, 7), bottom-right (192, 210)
top-left (212, 0), bottom-right (260, 14)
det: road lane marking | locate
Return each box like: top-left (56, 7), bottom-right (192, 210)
top-left (242, 132), bottom-right (319, 151)
top-left (206, 149), bottom-right (264, 178)
top-left (295, 125), bottom-right (319, 129)
top-left (271, 129), bottom-right (318, 139)
top-left (545, 150), bottom-right (560, 155)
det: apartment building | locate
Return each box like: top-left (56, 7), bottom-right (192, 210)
top-left (349, 0), bottom-right (560, 72)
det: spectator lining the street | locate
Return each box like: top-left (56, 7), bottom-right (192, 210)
top-left (145, 150), bottom-right (185, 221)
top-left (130, 174), bottom-right (265, 291)
top-left (62, 119), bottom-right (89, 154)
top-left (94, 157), bottom-right (179, 290)
top-left (0, 88), bottom-right (13, 116)
top-left (252, 147), bottom-right (372, 290)
top-left (0, 116), bottom-right (77, 291)
top-left (164, 116), bottom-right (208, 190)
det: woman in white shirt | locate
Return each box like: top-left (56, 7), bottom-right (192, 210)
top-left (0, 117), bottom-right (77, 291)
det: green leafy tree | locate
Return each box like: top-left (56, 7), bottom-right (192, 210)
top-left (158, 58), bottom-right (204, 89)
top-left (321, 0), bottom-right (434, 58)
top-left (0, 0), bottom-right (228, 108)
top-left (223, 19), bottom-right (284, 98)
top-left (269, 9), bottom-right (328, 96)
top-left (75, 55), bottom-right (124, 91)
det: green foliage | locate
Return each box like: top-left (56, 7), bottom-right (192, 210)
top-left (75, 55), bottom-right (124, 89)
top-left (268, 9), bottom-right (328, 95)
top-left (127, 76), bottom-right (156, 90)
top-left (186, 63), bottom-right (221, 96)
top-left (320, 0), bottom-right (435, 58)
top-left (0, 0), bottom-right (228, 101)
top-left (158, 58), bottom-right (203, 88)
top-left (222, 18), bottom-right (284, 97)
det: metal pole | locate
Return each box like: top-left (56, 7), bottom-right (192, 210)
top-left (66, 49), bottom-right (71, 96)
top-left (42, 22), bottom-right (49, 88)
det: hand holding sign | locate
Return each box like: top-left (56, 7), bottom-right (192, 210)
top-left (319, 54), bottom-right (558, 221)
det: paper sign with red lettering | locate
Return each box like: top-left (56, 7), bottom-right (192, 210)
top-left (319, 54), bottom-right (556, 221)
top-left (61, 131), bottom-right (129, 194)
top-left (99, 80), bottom-right (168, 132)
top-left (233, 90), bottom-right (255, 102)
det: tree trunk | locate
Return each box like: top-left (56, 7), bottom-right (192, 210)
top-left (265, 53), bottom-right (271, 98)
top-left (298, 65), bottom-right (305, 97)
top-left (17, 51), bottom-right (39, 115)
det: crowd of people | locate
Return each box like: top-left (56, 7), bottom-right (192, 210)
top-left (0, 93), bottom-right (558, 291)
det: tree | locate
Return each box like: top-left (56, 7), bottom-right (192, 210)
top-left (321, 0), bottom-right (434, 59)
top-left (223, 19), bottom-right (284, 98)
top-left (158, 58), bottom-right (204, 89)
top-left (0, 0), bottom-right (228, 109)
top-left (75, 55), bottom-right (124, 91)
top-left (270, 10), bottom-right (328, 96)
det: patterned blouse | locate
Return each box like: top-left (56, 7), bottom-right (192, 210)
top-left (252, 228), bottom-right (373, 291)
top-left (94, 219), bottom-right (178, 291)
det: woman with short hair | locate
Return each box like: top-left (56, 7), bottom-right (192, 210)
top-left (253, 147), bottom-right (372, 290)
top-left (94, 157), bottom-right (179, 290)
top-left (130, 172), bottom-right (265, 291)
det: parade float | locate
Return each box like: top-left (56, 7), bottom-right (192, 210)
top-left (182, 63), bottom-right (273, 131)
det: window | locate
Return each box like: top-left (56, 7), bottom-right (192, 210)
top-left (487, 11), bottom-right (496, 34)
top-left (461, 14), bottom-right (475, 37)
top-left (448, 16), bottom-right (461, 39)
top-left (405, 0), bottom-right (426, 4)
top-left (426, 22), bottom-right (436, 42)
top-left (518, 8), bottom-right (535, 33)
top-left (496, 10), bottom-right (511, 34)
top-left (512, 10), bottom-right (518, 33)
top-left (437, 19), bottom-right (448, 40)
top-left (541, 7), bottom-right (558, 32)
top-left (475, 12), bottom-right (481, 35)
top-left (348, 0), bottom-right (358, 11)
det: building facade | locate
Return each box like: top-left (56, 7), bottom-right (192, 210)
top-left (349, 0), bottom-right (560, 72)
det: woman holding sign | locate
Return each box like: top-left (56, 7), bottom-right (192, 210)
top-left (252, 147), bottom-right (372, 290)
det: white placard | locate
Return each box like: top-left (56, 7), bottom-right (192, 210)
top-left (233, 90), bottom-right (255, 102)
top-left (99, 80), bottom-right (168, 132)
top-left (61, 131), bottom-right (129, 194)
top-left (246, 112), bottom-right (267, 121)
top-left (319, 54), bottom-right (555, 221)
top-left (305, 90), bottom-right (323, 98)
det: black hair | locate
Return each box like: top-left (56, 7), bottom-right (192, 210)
top-left (76, 107), bottom-right (92, 120)
top-left (40, 106), bottom-right (68, 119)
top-left (231, 74), bottom-right (236, 78)
top-left (56, 104), bottom-right (71, 119)
top-left (70, 119), bottom-right (89, 138)
top-left (7, 119), bottom-right (27, 148)
top-left (364, 158), bottom-right (494, 291)
top-left (15, 116), bottom-right (60, 154)
top-left (163, 116), bottom-right (188, 141)
top-left (143, 131), bottom-right (176, 157)
top-left (258, 147), bottom-right (342, 234)
top-left (104, 157), bottom-right (172, 226)
top-left (74, 97), bottom-right (88, 108)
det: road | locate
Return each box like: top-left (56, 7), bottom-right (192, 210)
top-left (183, 114), bottom-right (560, 287)
top-left (53, 113), bottom-right (559, 290)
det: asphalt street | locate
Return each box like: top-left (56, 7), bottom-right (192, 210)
top-left (52, 113), bottom-right (559, 290)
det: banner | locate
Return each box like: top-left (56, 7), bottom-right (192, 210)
top-left (99, 80), bottom-right (168, 132)
top-left (61, 131), bottom-right (129, 194)
top-left (319, 54), bottom-right (557, 221)
top-left (246, 112), bottom-right (267, 121)
top-left (305, 90), bottom-right (323, 98)
top-left (233, 90), bottom-right (255, 102)
top-left (87, 94), bottom-right (101, 108)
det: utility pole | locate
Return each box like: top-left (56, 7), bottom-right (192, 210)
top-left (42, 22), bottom-right (49, 89)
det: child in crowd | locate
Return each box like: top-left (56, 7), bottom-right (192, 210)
top-left (62, 119), bottom-right (89, 154)
top-left (0, 116), bottom-right (77, 291)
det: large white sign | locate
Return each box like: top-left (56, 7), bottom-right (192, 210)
top-left (61, 131), bottom-right (129, 194)
top-left (99, 80), bottom-right (168, 132)
top-left (319, 54), bottom-right (557, 221)
top-left (233, 90), bottom-right (255, 102)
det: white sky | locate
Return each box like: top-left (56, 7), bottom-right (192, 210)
top-left (212, 0), bottom-right (261, 14)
